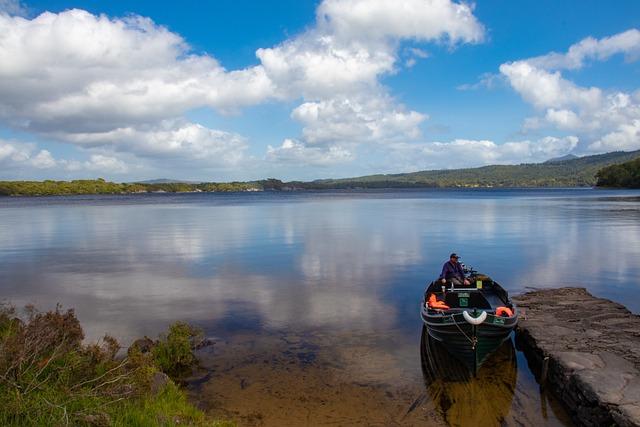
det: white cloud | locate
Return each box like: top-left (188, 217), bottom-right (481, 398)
top-left (0, 140), bottom-right (55, 169)
top-left (457, 72), bottom-right (503, 91)
top-left (0, 139), bottom-right (129, 174)
top-left (266, 139), bottom-right (354, 166)
top-left (407, 47), bottom-right (429, 59)
top-left (291, 94), bottom-right (426, 145)
top-left (0, 1), bottom-right (485, 175)
top-left (386, 136), bottom-right (579, 171)
top-left (63, 154), bottom-right (129, 174)
top-left (0, 0), bottom-right (26, 16)
top-left (52, 120), bottom-right (249, 166)
top-left (30, 149), bottom-right (56, 168)
top-left (256, 0), bottom-right (483, 166)
top-left (317, 0), bottom-right (484, 44)
top-left (404, 47), bottom-right (429, 67)
top-left (255, 0), bottom-right (483, 99)
top-left (589, 119), bottom-right (640, 152)
top-left (543, 109), bottom-right (582, 130)
top-left (256, 33), bottom-right (394, 100)
top-left (0, 140), bottom-right (31, 163)
top-left (528, 29), bottom-right (640, 70)
top-left (500, 29), bottom-right (640, 153)
top-left (0, 9), bottom-right (274, 135)
top-left (499, 61), bottom-right (602, 110)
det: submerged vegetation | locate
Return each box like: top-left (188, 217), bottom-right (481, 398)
top-left (2, 150), bottom-right (640, 196)
top-left (0, 304), bottom-right (229, 426)
top-left (596, 157), bottom-right (640, 188)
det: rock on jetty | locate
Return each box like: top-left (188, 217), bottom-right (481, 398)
top-left (514, 287), bottom-right (640, 427)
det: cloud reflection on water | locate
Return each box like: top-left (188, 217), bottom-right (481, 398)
top-left (1, 191), bottom-right (640, 342)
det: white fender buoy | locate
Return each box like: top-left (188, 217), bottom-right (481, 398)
top-left (463, 310), bottom-right (487, 325)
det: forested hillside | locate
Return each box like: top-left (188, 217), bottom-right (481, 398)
top-left (307, 150), bottom-right (640, 188)
top-left (3, 150), bottom-right (640, 196)
top-left (596, 157), bottom-right (640, 188)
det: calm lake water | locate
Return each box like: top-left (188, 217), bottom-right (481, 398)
top-left (2, 188), bottom-right (639, 426)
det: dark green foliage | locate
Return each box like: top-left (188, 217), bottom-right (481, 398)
top-left (151, 322), bottom-right (202, 379)
top-left (0, 304), bottom-right (225, 426)
top-left (0, 179), bottom-right (144, 196)
top-left (596, 157), bottom-right (640, 188)
top-left (0, 179), bottom-right (261, 196)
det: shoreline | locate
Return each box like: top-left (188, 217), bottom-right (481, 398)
top-left (514, 287), bottom-right (640, 426)
top-left (1, 184), bottom-right (625, 198)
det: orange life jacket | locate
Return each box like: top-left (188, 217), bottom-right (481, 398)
top-left (427, 293), bottom-right (450, 310)
top-left (495, 306), bottom-right (514, 317)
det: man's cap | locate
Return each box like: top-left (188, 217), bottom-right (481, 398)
top-left (450, 253), bottom-right (459, 259)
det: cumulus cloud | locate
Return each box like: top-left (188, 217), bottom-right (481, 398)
top-left (387, 136), bottom-right (579, 171)
top-left (499, 61), bottom-right (602, 110)
top-left (589, 119), bottom-right (640, 152)
top-left (0, 139), bottom-right (128, 175)
top-left (0, 1), bottom-right (486, 174)
top-left (291, 94), bottom-right (426, 145)
top-left (528, 29), bottom-right (640, 70)
top-left (316, 0), bottom-right (484, 44)
top-left (0, 0), bottom-right (26, 16)
top-left (266, 139), bottom-right (354, 166)
top-left (0, 140), bottom-right (53, 169)
top-left (256, 0), bottom-right (482, 165)
top-left (500, 29), bottom-right (640, 153)
top-left (63, 154), bottom-right (129, 174)
top-left (51, 120), bottom-right (249, 166)
top-left (0, 9), bottom-right (274, 135)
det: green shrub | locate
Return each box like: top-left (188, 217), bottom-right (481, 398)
top-left (0, 304), bottom-right (226, 426)
top-left (151, 322), bottom-right (202, 379)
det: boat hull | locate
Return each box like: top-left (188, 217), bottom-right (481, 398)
top-left (421, 309), bottom-right (516, 374)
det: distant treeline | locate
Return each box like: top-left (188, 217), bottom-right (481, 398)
top-left (2, 150), bottom-right (640, 196)
top-left (308, 149), bottom-right (640, 189)
top-left (596, 157), bottom-right (640, 188)
top-left (0, 179), bottom-right (262, 196)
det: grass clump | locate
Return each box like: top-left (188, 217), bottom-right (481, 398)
top-left (151, 322), bottom-right (201, 379)
top-left (0, 303), bottom-right (229, 426)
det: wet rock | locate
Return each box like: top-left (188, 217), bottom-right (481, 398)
top-left (514, 287), bottom-right (640, 427)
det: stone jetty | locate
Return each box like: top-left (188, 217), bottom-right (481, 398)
top-left (514, 287), bottom-right (640, 427)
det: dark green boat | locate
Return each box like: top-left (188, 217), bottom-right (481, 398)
top-left (420, 271), bottom-right (518, 375)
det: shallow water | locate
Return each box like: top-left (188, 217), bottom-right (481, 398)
top-left (2, 188), bottom-right (639, 425)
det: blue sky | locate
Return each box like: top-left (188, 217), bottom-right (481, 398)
top-left (0, 0), bottom-right (639, 181)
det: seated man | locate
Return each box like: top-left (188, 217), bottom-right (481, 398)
top-left (439, 253), bottom-right (470, 286)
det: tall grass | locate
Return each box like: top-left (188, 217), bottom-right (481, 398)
top-left (0, 304), bottom-right (231, 426)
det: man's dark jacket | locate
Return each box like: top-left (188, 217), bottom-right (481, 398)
top-left (439, 260), bottom-right (465, 281)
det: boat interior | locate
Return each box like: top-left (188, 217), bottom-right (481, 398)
top-left (425, 277), bottom-right (513, 312)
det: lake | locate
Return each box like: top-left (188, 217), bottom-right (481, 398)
top-left (2, 189), bottom-right (639, 426)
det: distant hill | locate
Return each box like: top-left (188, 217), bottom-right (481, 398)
top-left (304, 150), bottom-right (640, 188)
top-left (3, 150), bottom-right (640, 196)
top-left (544, 154), bottom-right (578, 164)
top-left (135, 179), bottom-right (200, 184)
top-left (596, 157), bottom-right (640, 188)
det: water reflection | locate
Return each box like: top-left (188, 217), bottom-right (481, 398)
top-left (420, 327), bottom-right (571, 426)
top-left (420, 327), bottom-right (517, 426)
top-left (1, 189), bottom-right (640, 424)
